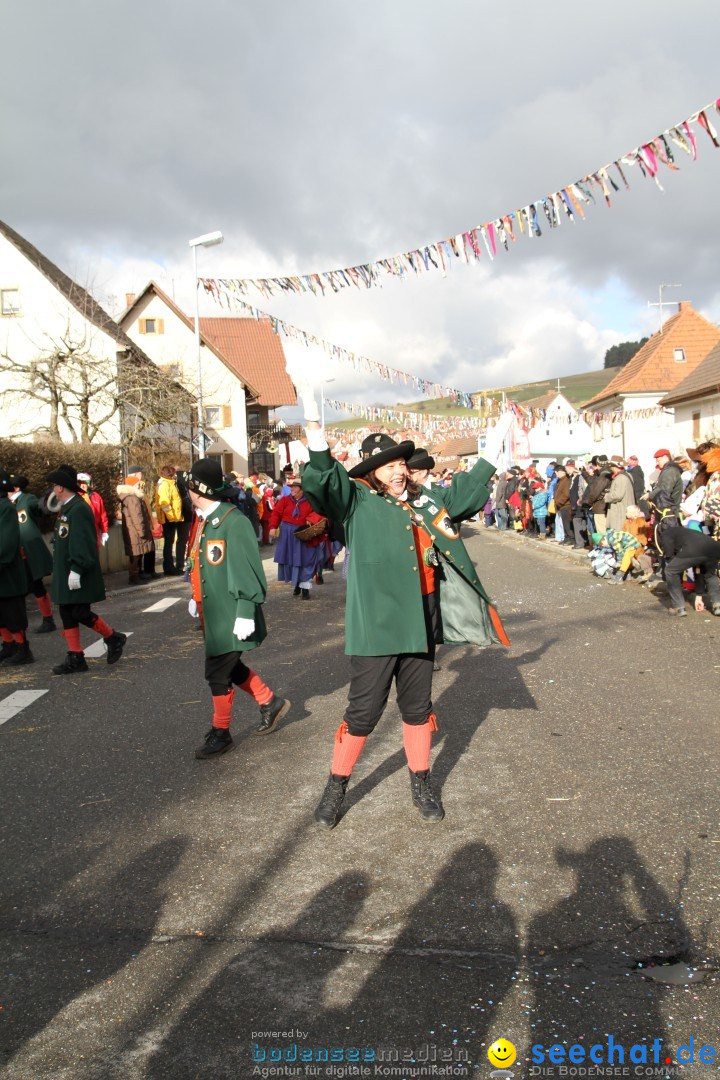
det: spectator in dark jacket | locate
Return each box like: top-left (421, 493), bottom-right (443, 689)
top-left (626, 455), bottom-right (645, 502)
top-left (647, 450), bottom-right (683, 518)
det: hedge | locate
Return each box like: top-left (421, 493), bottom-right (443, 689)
top-left (0, 438), bottom-right (124, 520)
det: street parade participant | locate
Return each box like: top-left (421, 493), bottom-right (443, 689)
top-left (47, 464), bottom-right (127, 675)
top-left (0, 470), bottom-right (34, 666)
top-left (77, 472), bottom-right (110, 548)
top-left (268, 477), bottom-right (325, 599)
top-left (299, 388), bottom-right (509, 828)
top-left (406, 447), bottom-right (436, 489)
top-left (10, 475), bottom-right (56, 633)
top-left (184, 458), bottom-right (290, 759)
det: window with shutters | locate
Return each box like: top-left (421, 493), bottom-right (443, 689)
top-left (138, 317), bottom-right (165, 334)
top-left (205, 405), bottom-right (221, 427)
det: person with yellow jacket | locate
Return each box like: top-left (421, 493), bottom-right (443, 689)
top-left (155, 466), bottom-right (183, 576)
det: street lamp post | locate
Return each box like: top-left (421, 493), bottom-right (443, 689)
top-left (189, 230), bottom-right (223, 459)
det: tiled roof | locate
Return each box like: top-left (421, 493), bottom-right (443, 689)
top-left (434, 436), bottom-right (479, 457)
top-left (583, 303), bottom-right (720, 408)
top-left (660, 341), bottom-right (720, 406)
top-left (199, 318), bottom-right (297, 407)
top-left (0, 218), bottom-right (142, 356)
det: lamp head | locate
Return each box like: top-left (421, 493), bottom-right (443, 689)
top-left (189, 231), bottom-right (224, 248)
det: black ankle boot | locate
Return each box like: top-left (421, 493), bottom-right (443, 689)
top-left (34, 616), bottom-right (57, 634)
top-left (52, 651), bottom-right (89, 676)
top-left (314, 774), bottom-right (349, 828)
top-left (195, 726), bottom-right (234, 759)
top-left (409, 770), bottom-right (445, 822)
top-left (293, 585), bottom-right (301, 596)
top-left (105, 631), bottom-right (127, 665)
top-left (301, 588), bottom-right (311, 600)
top-left (254, 695), bottom-right (290, 735)
top-left (0, 641), bottom-right (18, 663)
top-left (8, 641), bottom-right (35, 665)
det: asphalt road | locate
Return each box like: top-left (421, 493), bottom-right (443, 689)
top-left (1, 528), bottom-right (719, 1080)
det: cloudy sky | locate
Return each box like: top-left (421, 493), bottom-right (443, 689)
top-left (3, 0), bottom-right (719, 420)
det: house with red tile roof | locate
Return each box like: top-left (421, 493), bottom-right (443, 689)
top-left (119, 282), bottom-right (297, 475)
top-left (660, 340), bottom-right (720, 453)
top-left (581, 302), bottom-right (720, 470)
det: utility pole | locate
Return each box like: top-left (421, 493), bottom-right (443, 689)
top-left (648, 283), bottom-right (682, 333)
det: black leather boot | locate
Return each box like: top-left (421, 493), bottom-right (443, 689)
top-left (254, 695), bottom-right (290, 735)
top-left (409, 770), bottom-right (445, 822)
top-left (34, 616), bottom-right (57, 634)
top-left (52, 651), bottom-right (89, 676)
top-left (314, 774), bottom-right (349, 828)
top-left (301, 588), bottom-right (311, 600)
top-left (195, 726), bottom-right (234, 759)
top-left (0, 641), bottom-right (18, 663)
top-left (105, 631), bottom-right (128, 665)
top-left (293, 585), bottom-right (301, 596)
top-left (8, 641), bottom-right (35, 665)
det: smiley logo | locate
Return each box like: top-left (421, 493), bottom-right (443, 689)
top-left (488, 1039), bottom-right (516, 1069)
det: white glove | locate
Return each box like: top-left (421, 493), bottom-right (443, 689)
top-left (298, 383), bottom-right (321, 424)
top-left (101, 532), bottom-right (109, 546)
top-left (188, 599), bottom-right (199, 618)
top-left (68, 570), bottom-right (82, 590)
top-left (233, 616), bottom-right (256, 641)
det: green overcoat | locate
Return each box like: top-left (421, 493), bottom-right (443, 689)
top-left (302, 448), bottom-right (506, 656)
top-left (14, 492), bottom-right (53, 580)
top-left (0, 496), bottom-right (26, 599)
top-left (192, 504), bottom-right (268, 658)
top-left (50, 495), bottom-right (106, 606)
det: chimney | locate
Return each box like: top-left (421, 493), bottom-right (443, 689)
top-left (125, 292), bottom-right (136, 308)
top-left (678, 300), bottom-right (692, 312)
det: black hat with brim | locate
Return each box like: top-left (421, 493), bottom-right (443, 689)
top-left (348, 433), bottom-right (415, 478)
top-left (188, 458), bottom-right (229, 498)
top-left (0, 469), bottom-right (13, 494)
top-left (47, 464), bottom-right (81, 492)
top-left (407, 447), bottom-right (435, 472)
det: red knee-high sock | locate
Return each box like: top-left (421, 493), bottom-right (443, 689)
top-left (212, 690), bottom-right (234, 730)
top-left (36, 593), bottom-right (52, 618)
top-left (403, 713), bottom-right (439, 773)
top-left (63, 627), bottom-right (83, 652)
top-left (0, 628), bottom-right (13, 643)
top-left (13, 631), bottom-right (26, 644)
top-left (92, 616), bottom-right (113, 639)
top-left (239, 670), bottom-right (273, 706)
top-left (330, 721), bottom-right (367, 778)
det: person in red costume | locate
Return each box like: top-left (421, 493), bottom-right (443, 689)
top-left (77, 472), bottom-right (110, 548)
top-left (268, 478), bottom-right (325, 599)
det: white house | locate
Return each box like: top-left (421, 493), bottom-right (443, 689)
top-left (0, 218), bottom-right (161, 445)
top-left (660, 340), bottom-right (720, 451)
top-left (119, 283), bottom-right (297, 475)
top-left (524, 390), bottom-right (594, 470)
top-left (581, 302), bottom-right (720, 472)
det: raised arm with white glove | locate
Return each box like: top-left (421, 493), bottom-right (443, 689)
top-left (298, 383), bottom-right (321, 424)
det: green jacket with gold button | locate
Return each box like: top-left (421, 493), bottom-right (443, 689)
top-left (15, 492), bottom-right (53, 581)
top-left (302, 448), bottom-right (506, 656)
top-left (0, 496), bottom-right (27, 599)
top-left (192, 504), bottom-right (267, 658)
top-left (50, 494), bottom-right (106, 606)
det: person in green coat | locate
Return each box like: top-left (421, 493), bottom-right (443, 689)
top-left (183, 458), bottom-right (290, 759)
top-left (298, 387), bottom-right (509, 829)
top-left (0, 470), bottom-right (34, 665)
top-left (46, 464), bottom-right (127, 676)
top-left (10, 475), bottom-right (56, 633)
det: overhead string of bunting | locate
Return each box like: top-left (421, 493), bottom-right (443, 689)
top-left (201, 96), bottom-right (719, 300)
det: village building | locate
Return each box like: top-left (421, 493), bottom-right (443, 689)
top-left (660, 340), bottom-right (720, 451)
top-left (119, 283), bottom-right (297, 475)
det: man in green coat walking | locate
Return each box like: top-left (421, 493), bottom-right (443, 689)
top-left (184, 458), bottom-right (290, 759)
top-left (10, 475), bottom-right (56, 633)
top-left (0, 470), bottom-right (34, 665)
top-left (47, 465), bottom-right (127, 675)
top-left (298, 387), bottom-right (509, 828)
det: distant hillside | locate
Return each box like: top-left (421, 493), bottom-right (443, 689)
top-left (329, 369), bottom-right (615, 430)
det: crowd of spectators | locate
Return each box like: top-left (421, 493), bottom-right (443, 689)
top-left (485, 444), bottom-right (720, 617)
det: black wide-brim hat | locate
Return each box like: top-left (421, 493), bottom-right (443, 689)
top-left (348, 433), bottom-right (415, 478)
top-left (187, 457), bottom-right (229, 498)
top-left (46, 464), bottom-right (81, 492)
top-left (406, 447), bottom-right (435, 472)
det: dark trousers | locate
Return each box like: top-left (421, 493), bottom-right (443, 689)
top-left (558, 506), bottom-right (573, 542)
top-left (58, 603), bottom-right (102, 631)
top-left (0, 595), bottom-right (28, 633)
top-left (142, 548), bottom-right (156, 577)
top-left (664, 557), bottom-right (720, 610)
top-left (24, 561), bottom-right (49, 599)
top-left (572, 512), bottom-right (587, 548)
top-left (162, 522), bottom-right (179, 573)
top-left (176, 520), bottom-right (191, 571)
top-left (205, 650), bottom-right (251, 697)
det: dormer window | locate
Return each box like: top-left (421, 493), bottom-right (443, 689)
top-left (674, 347), bottom-right (686, 362)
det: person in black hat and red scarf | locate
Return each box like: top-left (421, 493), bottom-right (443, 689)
top-left (0, 469), bottom-right (34, 665)
top-left (46, 464), bottom-right (127, 675)
top-left (183, 458), bottom-right (290, 758)
top-left (298, 387), bottom-right (509, 829)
